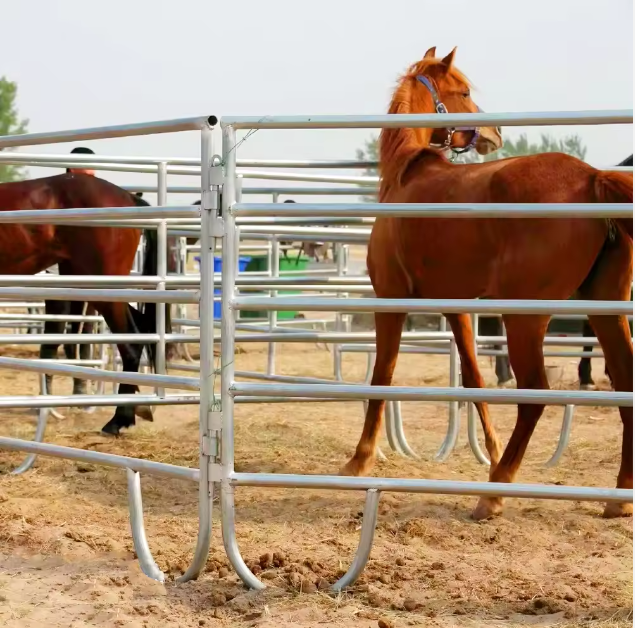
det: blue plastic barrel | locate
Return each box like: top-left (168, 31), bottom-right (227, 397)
top-left (194, 255), bottom-right (251, 318)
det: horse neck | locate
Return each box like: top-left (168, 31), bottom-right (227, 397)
top-left (379, 82), bottom-right (435, 201)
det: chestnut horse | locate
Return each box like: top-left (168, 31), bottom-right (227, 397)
top-left (487, 154), bottom-right (634, 390)
top-left (0, 173), bottom-right (173, 436)
top-left (340, 47), bottom-right (633, 520)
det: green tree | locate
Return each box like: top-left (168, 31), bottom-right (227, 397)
top-left (355, 136), bottom-right (380, 202)
top-left (0, 77), bottom-right (29, 183)
top-left (355, 132), bottom-right (588, 199)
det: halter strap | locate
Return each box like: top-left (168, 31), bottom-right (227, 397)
top-left (415, 74), bottom-right (480, 156)
top-left (416, 75), bottom-right (448, 114)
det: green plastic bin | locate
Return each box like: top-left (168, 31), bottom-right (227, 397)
top-left (239, 254), bottom-right (310, 320)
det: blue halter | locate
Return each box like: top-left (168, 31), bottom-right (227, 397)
top-left (416, 75), bottom-right (480, 155)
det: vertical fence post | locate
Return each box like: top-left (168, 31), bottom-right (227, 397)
top-left (333, 243), bottom-right (346, 381)
top-left (267, 238), bottom-right (280, 376)
top-left (220, 124), bottom-right (265, 590)
top-left (155, 162), bottom-right (168, 394)
top-left (177, 128), bottom-right (216, 583)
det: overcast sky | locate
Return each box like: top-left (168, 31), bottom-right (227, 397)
top-left (2, 0), bottom-right (632, 204)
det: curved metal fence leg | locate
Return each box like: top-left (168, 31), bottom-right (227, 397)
top-left (40, 374), bottom-right (65, 420)
top-left (331, 489), bottom-right (380, 591)
top-left (177, 130), bottom-right (216, 584)
top-left (11, 407), bottom-right (50, 475)
top-left (434, 405), bottom-right (460, 462)
top-left (544, 404), bottom-right (575, 468)
top-left (392, 401), bottom-right (419, 458)
top-left (435, 338), bottom-right (460, 462)
top-left (221, 482), bottom-right (265, 590)
top-left (126, 469), bottom-right (165, 582)
top-left (467, 403), bottom-right (491, 466)
top-left (384, 401), bottom-right (405, 455)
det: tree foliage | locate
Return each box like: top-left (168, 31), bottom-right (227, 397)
top-left (355, 132), bottom-right (588, 199)
top-left (0, 77), bottom-right (29, 183)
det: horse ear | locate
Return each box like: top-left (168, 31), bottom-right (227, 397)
top-left (440, 47), bottom-right (457, 71)
top-left (423, 47), bottom-right (436, 59)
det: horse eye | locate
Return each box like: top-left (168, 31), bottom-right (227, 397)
top-left (463, 90), bottom-right (471, 98)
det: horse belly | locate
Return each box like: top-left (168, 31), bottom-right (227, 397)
top-left (491, 218), bottom-right (607, 299)
top-left (0, 225), bottom-right (61, 274)
top-left (397, 217), bottom-right (497, 299)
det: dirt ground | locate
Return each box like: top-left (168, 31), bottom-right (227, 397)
top-left (0, 339), bottom-right (631, 628)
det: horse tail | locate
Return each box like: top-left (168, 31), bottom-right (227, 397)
top-left (128, 192), bottom-right (174, 368)
top-left (594, 170), bottom-right (633, 240)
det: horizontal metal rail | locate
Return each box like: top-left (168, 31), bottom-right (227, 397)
top-left (222, 110), bottom-right (633, 129)
top-left (232, 296), bottom-right (633, 315)
top-left (0, 394), bottom-right (200, 408)
top-left (126, 185), bottom-right (370, 196)
top-left (0, 437), bottom-right (199, 481)
top-left (5, 152), bottom-right (630, 173)
top-left (0, 206), bottom-right (199, 225)
top-left (0, 115), bottom-right (217, 148)
top-left (0, 288), bottom-right (198, 303)
top-left (0, 357), bottom-right (199, 390)
top-left (233, 202), bottom-right (633, 219)
top-left (230, 382), bottom-right (632, 406)
top-left (0, 333), bottom-right (198, 344)
top-left (230, 472), bottom-right (632, 502)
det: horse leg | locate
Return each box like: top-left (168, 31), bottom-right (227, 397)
top-left (63, 301), bottom-right (92, 396)
top-left (578, 318), bottom-right (595, 389)
top-left (93, 302), bottom-right (152, 436)
top-left (40, 300), bottom-right (68, 395)
top-left (492, 317), bottom-right (513, 386)
top-left (446, 313), bottom-right (503, 467)
top-left (340, 311), bottom-right (406, 476)
top-left (479, 315), bottom-right (513, 385)
top-left (577, 236), bottom-right (633, 517)
top-left (472, 315), bottom-right (550, 520)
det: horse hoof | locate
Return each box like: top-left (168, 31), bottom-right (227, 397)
top-left (602, 501), bottom-right (633, 518)
top-left (471, 497), bottom-right (504, 521)
top-left (100, 423), bottom-right (122, 437)
top-left (135, 406), bottom-right (154, 422)
top-left (339, 456), bottom-right (373, 477)
top-left (579, 383), bottom-right (595, 391)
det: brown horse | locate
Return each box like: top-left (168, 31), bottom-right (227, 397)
top-left (0, 172), bottom-right (173, 436)
top-left (340, 47), bottom-right (633, 520)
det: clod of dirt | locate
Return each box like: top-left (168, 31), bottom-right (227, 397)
top-left (430, 561), bottom-right (445, 570)
top-left (299, 579), bottom-right (317, 594)
top-left (378, 573), bottom-right (392, 585)
top-left (272, 551), bottom-right (286, 567)
top-left (395, 558), bottom-right (406, 566)
top-left (218, 567), bottom-right (229, 579)
top-left (316, 577), bottom-right (330, 591)
top-left (261, 571), bottom-right (278, 580)
top-left (378, 618), bottom-right (394, 628)
top-left (523, 597), bottom-right (565, 615)
top-left (403, 598), bottom-right (421, 612)
top-left (367, 586), bottom-right (391, 608)
top-left (259, 552), bottom-right (273, 569)
top-left (210, 591), bottom-right (227, 606)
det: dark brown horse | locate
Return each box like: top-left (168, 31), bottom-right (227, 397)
top-left (0, 173), bottom-right (173, 435)
top-left (340, 47), bottom-right (633, 520)
top-left (38, 191), bottom-right (179, 395)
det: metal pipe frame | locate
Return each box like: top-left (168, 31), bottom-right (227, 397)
top-left (0, 109), bottom-right (632, 594)
top-left (214, 113), bottom-right (634, 594)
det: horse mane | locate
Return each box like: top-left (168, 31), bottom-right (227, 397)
top-left (379, 58), bottom-right (472, 201)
